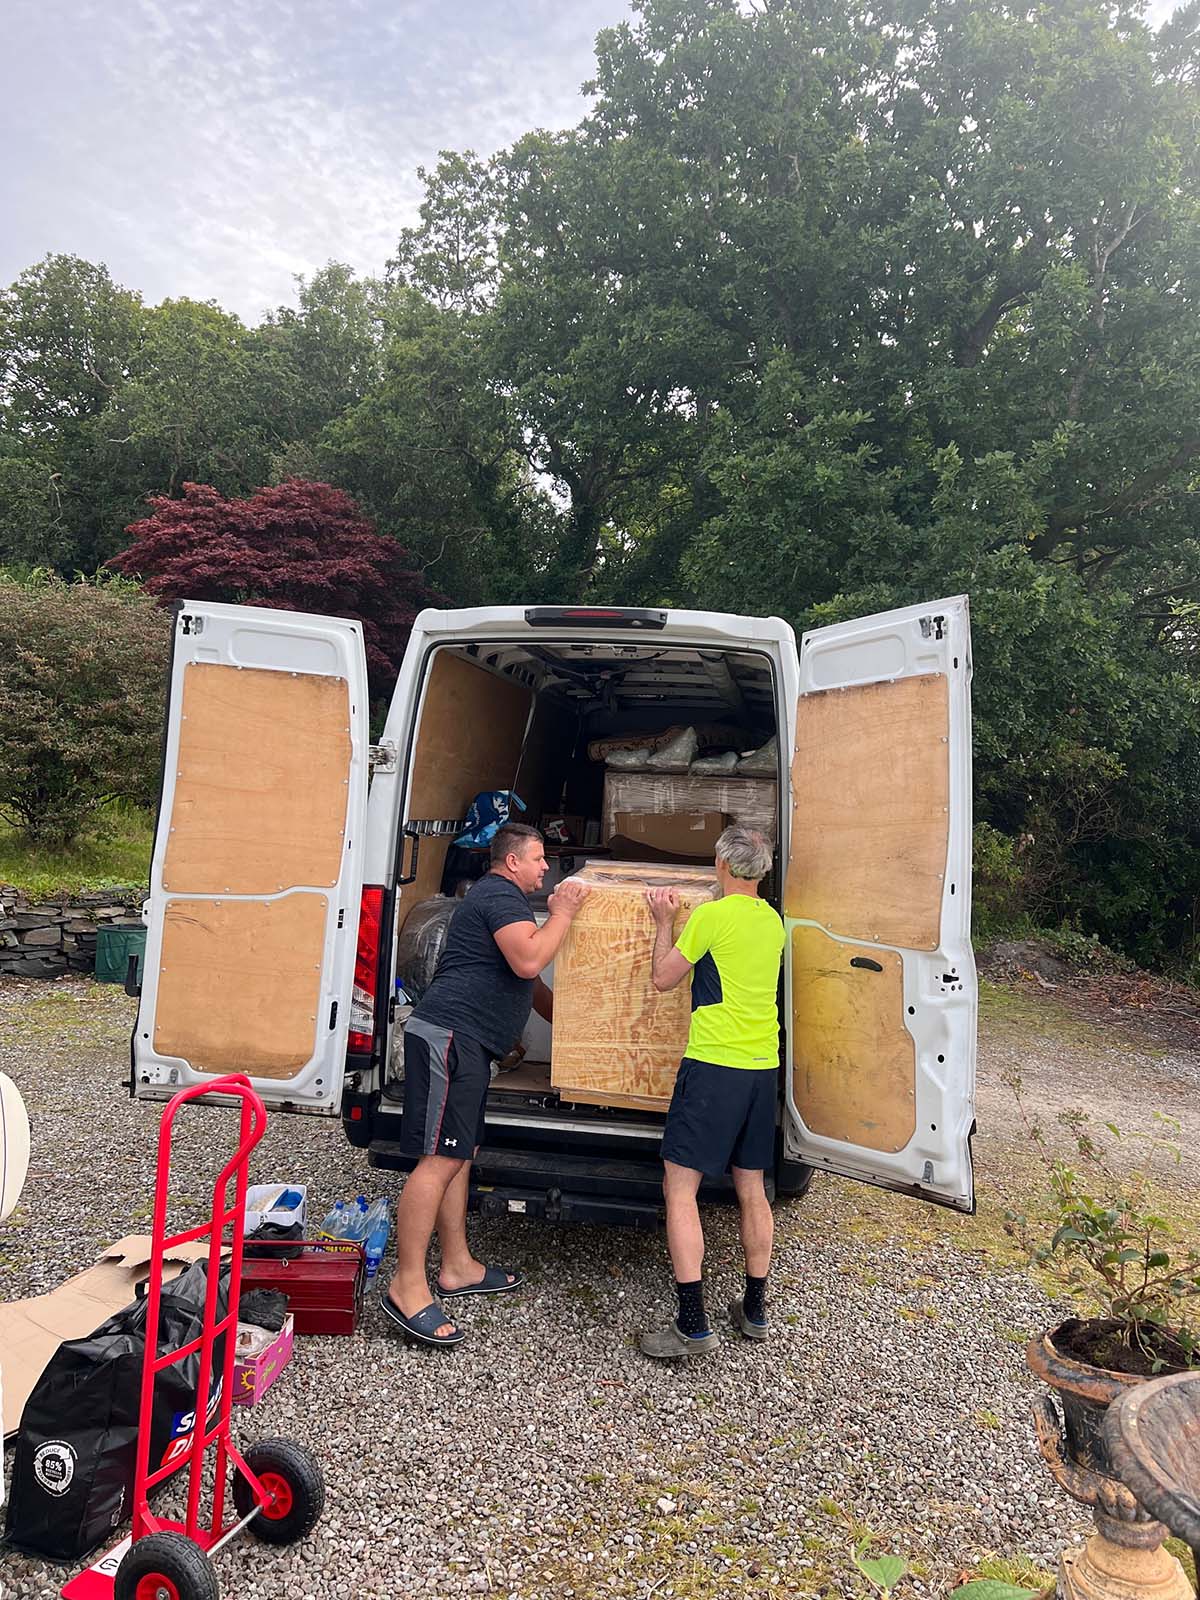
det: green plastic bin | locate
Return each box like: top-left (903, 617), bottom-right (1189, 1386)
top-left (95, 924), bottom-right (146, 985)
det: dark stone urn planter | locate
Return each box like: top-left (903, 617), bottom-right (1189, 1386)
top-left (1026, 1322), bottom-right (1194, 1600)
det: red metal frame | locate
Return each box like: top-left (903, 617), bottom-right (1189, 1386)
top-left (131, 1074), bottom-right (270, 1550)
top-left (62, 1076), bottom-right (282, 1598)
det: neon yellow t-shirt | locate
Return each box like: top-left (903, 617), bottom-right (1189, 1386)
top-left (675, 894), bottom-right (785, 1070)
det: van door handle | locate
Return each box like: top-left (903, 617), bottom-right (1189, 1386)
top-left (850, 956), bottom-right (883, 972)
top-left (397, 825), bottom-right (421, 886)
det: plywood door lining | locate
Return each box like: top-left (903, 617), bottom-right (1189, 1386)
top-left (786, 673), bottom-right (950, 950)
top-left (789, 923), bottom-right (916, 1153)
top-left (399, 652), bottom-right (535, 921)
top-left (163, 663), bottom-right (351, 895)
top-left (153, 896), bottom-right (328, 1079)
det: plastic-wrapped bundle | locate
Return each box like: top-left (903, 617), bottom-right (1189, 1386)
top-left (646, 726), bottom-right (697, 772)
top-left (737, 734), bottom-right (778, 774)
top-left (606, 745), bottom-right (651, 770)
top-left (395, 896), bottom-right (458, 999)
top-left (690, 750), bottom-right (739, 775)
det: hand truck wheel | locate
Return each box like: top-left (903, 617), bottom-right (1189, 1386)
top-left (113, 1531), bottom-right (219, 1600)
top-left (233, 1437), bottom-right (325, 1546)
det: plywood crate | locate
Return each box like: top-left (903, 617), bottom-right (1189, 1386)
top-left (551, 861), bottom-right (718, 1111)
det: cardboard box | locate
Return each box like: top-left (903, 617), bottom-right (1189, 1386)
top-left (613, 809), bottom-right (726, 857)
top-left (552, 861), bottom-right (718, 1111)
top-left (232, 1314), bottom-right (294, 1406)
top-left (0, 1236), bottom-right (215, 1438)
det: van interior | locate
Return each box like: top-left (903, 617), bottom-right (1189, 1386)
top-left (386, 639), bottom-right (783, 1121)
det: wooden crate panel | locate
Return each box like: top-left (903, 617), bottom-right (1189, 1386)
top-left (789, 923), bottom-right (916, 1153)
top-left (551, 862), bottom-right (717, 1109)
top-left (163, 662), bottom-right (351, 895)
top-left (153, 895), bottom-right (327, 1079)
top-left (786, 672), bottom-right (950, 950)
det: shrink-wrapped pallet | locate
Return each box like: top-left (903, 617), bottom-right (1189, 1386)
top-left (551, 861), bottom-right (718, 1110)
top-left (601, 772), bottom-right (777, 843)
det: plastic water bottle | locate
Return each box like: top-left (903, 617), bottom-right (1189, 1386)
top-left (343, 1197), bottom-right (370, 1243)
top-left (318, 1199), bottom-right (349, 1239)
top-left (364, 1199), bottom-right (391, 1279)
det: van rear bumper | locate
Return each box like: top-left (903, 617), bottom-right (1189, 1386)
top-left (367, 1136), bottom-right (777, 1227)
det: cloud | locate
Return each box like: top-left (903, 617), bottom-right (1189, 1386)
top-left (0, 0), bottom-right (633, 320)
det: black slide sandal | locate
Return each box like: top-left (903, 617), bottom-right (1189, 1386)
top-left (381, 1295), bottom-right (465, 1346)
top-left (437, 1266), bottom-right (525, 1299)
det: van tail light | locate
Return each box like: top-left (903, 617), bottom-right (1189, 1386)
top-left (347, 884), bottom-right (384, 1052)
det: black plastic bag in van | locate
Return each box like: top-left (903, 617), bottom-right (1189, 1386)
top-left (4, 1258), bottom-right (228, 1563)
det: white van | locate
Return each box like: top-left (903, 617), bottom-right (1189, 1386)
top-left (128, 598), bottom-right (977, 1221)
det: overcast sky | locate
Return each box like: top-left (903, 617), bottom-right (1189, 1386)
top-left (1, 0), bottom-right (633, 322)
top-left (0, 0), bottom-right (1184, 325)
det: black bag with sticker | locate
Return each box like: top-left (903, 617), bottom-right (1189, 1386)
top-left (4, 1259), bottom-right (228, 1563)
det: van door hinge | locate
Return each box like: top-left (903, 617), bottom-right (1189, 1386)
top-left (369, 742), bottom-right (397, 773)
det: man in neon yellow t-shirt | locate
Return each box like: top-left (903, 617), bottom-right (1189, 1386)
top-left (640, 824), bottom-right (785, 1360)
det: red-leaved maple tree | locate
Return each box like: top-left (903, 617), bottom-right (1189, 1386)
top-left (111, 479), bottom-right (441, 694)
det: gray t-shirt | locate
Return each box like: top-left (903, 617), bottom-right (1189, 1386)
top-left (412, 873), bottom-right (536, 1055)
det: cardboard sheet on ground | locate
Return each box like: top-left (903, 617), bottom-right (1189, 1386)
top-left (0, 1235), bottom-right (216, 1438)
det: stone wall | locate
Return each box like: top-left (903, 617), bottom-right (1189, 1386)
top-left (0, 885), bottom-right (148, 979)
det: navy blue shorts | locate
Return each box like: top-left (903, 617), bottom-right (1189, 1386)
top-left (398, 1018), bottom-right (490, 1159)
top-left (661, 1058), bottom-right (778, 1176)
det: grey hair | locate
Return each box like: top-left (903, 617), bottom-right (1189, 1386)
top-left (716, 824), bottom-right (773, 881)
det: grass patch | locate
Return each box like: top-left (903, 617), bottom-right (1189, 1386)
top-left (1, 984), bottom-right (135, 1051)
top-left (973, 1553), bottom-right (1056, 1590)
top-left (978, 978), bottom-right (1157, 1056)
top-left (0, 801), bottom-right (153, 897)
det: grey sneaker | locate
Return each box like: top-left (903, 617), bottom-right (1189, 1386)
top-left (728, 1297), bottom-right (769, 1341)
top-left (639, 1320), bottom-right (719, 1360)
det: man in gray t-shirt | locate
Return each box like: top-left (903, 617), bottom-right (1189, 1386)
top-left (383, 824), bottom-right (589, 1349)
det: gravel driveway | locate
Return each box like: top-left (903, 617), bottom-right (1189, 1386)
top-left (1, 976), bottom-right (1196, 1600)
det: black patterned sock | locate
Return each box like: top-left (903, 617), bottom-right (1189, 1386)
top-left (675, 1278), bottom-right (710, 1338)
top-left (744, 1273), bottom-right (768, 1325)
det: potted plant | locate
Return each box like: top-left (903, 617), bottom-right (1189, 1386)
top-left (1003, 1081), bottom-right (1200, 1487)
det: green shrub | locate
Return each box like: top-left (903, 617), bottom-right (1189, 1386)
top-left (972, 823), bottom-right (1028, 941)
top-left (1037, 926), bottom-right (1135, 975)
top-left (0, 572), bottom-right (170, 845)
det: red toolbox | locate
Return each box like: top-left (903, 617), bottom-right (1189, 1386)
top-left (239, 1239), bottom-right (366, 1334)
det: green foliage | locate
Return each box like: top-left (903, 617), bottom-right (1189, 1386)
top-left (850, 1542), bottom-right (1041, 1600)
top-left (951, 1583), bottom-right (1041, 1600)
top-left (1004, 1076), bottom-right (1200, 1367)
top-left (854, 1546), bottom-right (908, 1596)
top-left (0, 573), bottom-right (170, 844)
top-left (972, 824), bottom-right (1027, 941)
top-left (1036, 926), bottom-right (1135, 975)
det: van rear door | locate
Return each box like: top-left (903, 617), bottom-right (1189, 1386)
top-left (131, 600), bottom-right (370, 1115)
top-left (782, 596), bottom-right (976, 1211)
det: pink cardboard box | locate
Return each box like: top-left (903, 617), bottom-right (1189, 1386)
top-left (232, 1314), bottom-right (293, 1406)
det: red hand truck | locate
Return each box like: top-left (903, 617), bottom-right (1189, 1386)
top-left (62, 1075), bottom-right (324, 1600)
